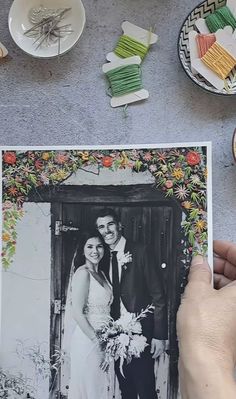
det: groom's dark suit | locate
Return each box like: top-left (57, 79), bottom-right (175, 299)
top-left (103, 238), bottom-right (168, 399)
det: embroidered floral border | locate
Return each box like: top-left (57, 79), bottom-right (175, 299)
top-left (2, 147), bottom-right (208, 269)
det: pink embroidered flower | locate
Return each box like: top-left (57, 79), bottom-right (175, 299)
top-left (165, 180), bottom-right (173, 189)
top-left (149, 164), bottom-right (157, 173)
top-left (54, 153), bottom-right (69, 165)
top-left (143, 152), bottom-right (152, 161)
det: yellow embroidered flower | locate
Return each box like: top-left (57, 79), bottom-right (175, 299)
top-left (172, 168), bottom-right (184, 180)
top-left (182, 201), bottom-right (193, 210)
top-left (51, 169), bottom-right (68, 181)
top-left (120, 151), bottom-right (130, 168)
top-left (78, 151), bottom-right (89, 161)
top-left (203, 168), bottom-right (208, 178)
top-left (42, 152), bottom-right (50, 161)
top-left (2, 233), bottom-right (11, 242)
top-left (195, 220), bottom-right (206, 232)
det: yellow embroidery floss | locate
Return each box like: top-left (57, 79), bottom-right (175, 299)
top-left (201, 42), bottom-right (236, 79)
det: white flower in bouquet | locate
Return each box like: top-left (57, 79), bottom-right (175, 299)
top-left (115, 313), bottom-right (134, 330)
top-left (117, 333), bottom-right (130, 348)
top-left (115, 313), bottom-right (142, 335)
top-left (129, 335), bottom-right (148, 358)
top-left (97, 304), bottom-right (155, 376)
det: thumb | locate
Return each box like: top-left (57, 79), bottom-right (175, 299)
top-left (188, 255), bottom-right (212, 285)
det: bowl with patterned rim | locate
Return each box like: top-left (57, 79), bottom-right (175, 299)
top-left (178, 0), bottom-right (236, 95)
top-left (8, 0), bottom-right (86, 58)
top-left (233, 129), bottom-right (236, 161)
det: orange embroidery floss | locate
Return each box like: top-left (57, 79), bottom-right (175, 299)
top-left (201, 42), bottom-right (236, 79)
top-left (196, 34), bottom-right (216, 58)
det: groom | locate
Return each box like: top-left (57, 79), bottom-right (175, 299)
top-left (95, 208), bottom-right (168, 399)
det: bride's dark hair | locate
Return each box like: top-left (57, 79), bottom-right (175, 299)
top-left (73, 229), bottom-right (109, 272)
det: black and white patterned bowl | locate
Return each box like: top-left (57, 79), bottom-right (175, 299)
top-left (178, 0), bottom-right (236, 95)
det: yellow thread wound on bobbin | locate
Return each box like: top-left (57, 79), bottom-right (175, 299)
top-left (201, 42), bottom-right (236, 79)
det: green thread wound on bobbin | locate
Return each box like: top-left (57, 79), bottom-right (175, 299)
top-left (105, 64), bottom-right (143, 97)
top-left (205, 5), bottom-right (236, 33)
top-left (114, 35), bottom-right (149, 60)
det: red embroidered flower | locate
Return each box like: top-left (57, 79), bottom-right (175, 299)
top-left (3, 152), bottom-right (16, 165)
top-left (165, 180), bottom-right (173, 189)
top-left (35, 159), bottom-right (44, 170)
top-left (186, 151), bottom-right (201, 166)
top-left (102, 156), bottom-right (113, 168)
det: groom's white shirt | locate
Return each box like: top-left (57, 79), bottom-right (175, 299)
top-left (110, 236), bottom-right (130, 317)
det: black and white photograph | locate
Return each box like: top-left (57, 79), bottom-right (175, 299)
top-left (0, 144), bottom-right (212, 399)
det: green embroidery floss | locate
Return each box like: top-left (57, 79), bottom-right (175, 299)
top-left (205, 6), bottom-right (236, 33)
top-left (114, 35), bottom-right (149, 60)
top-left (105, 64), bottom-right (143, 97)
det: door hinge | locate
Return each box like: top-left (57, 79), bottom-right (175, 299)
top-left (54, 300), bottom-right (62, 314)
top-left (55, 220), bottom-right (79, 236)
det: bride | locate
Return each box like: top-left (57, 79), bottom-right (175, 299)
top-left (66, 230), bottom-right (119, 399)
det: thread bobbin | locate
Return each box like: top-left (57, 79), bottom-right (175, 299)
top-left (102, 56), bottom-right (149, 108)
top-left (107, 21), bottom-right (158, 63)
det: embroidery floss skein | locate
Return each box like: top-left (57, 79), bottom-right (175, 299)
top-left (114, 35), bottom-right (149, 60)
top-left (196, 33), bottom-right (216, 58)
top-left (201, 42), bottom-right (236, 79)
top-left (205, 6), bottom-right (236, 33)
top-left (105, 64), bottom-right (143, 97)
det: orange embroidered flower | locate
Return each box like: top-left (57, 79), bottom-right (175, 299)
top-left (186, 151), bottom-right (201, 166)
top-left (2, 233), bottom-right (11, 242)
top-left (102, 156), bottom-right (113, 168)
top-left (8, 187), bottom-right (18, 196)
top-left (3, 152), bottom-right (16, 165)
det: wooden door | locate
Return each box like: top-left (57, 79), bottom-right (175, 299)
top-left (48, 185), bottom-right (183, 399)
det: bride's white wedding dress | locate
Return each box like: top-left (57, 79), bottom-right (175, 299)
top-left (68, 270), bottom-right (119, 399)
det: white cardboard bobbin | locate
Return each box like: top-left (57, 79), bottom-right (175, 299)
top-left (106, 21), bottom-right (158, 63)
top-left (102, 55), bottom-right (149, 108)
top-left (0, 41), bottom-right (8, 58)
top-left (195, 0), bottom-right (236, 34)
top-left (190, 28), bottom-right (236, 90)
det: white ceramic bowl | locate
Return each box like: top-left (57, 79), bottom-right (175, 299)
top-left (8, 0), bottom-right (86, 58)
top-left (178, 0), bottom-right (236, 95)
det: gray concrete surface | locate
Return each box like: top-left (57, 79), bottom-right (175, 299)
top-left (0, 0), bottom-right (236, 241)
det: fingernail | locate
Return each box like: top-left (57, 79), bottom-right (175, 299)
top-left (191, 255), bottom-right (204, 267)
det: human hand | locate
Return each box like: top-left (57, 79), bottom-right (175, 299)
top-left (100, 352), bottom-right (110, 373)
top-left (177, 255), bottom-right (236, 399)
top-left (213, 240), bottom-right (236, 289)
top-left (150, 338), bottom-right (165, 359)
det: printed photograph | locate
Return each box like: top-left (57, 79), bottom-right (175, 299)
top-left (0, 144), bottom-right (211, 399)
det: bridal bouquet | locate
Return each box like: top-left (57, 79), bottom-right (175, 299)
top-left (96, 304), bottom-right (154, 375)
